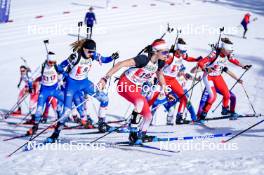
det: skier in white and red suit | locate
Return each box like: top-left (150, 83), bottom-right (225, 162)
top-left (98, 39), bottom-right (171, 144)
top-left (148, 38), bottom-right (201, 124)
top-left (197, 37), bottom-right (252, 122)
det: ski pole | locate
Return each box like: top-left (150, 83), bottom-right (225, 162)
top-left (172, 28), bottom-right (182, 50)
top-left (93, 79), bottom-right (201, 143)
top-left (151, 78), bottom-right (202, 112)
top-left (241, 84), bottom-right (256, 114)
top-left (107, 52), bottom-right (119, 93)
top-left (89, 115), bottom-right (132, 144)
top-left (212, 68), bottom-right (250, 113)
top-left (43, 40), bottom-right (49, 54)
top-left (4, 93), bottom-right (29, 119)
top-left (183, 66), bottom-right (199, 118)
top-left (78, 21), bottom-right (83, 41)
top-left (137, 23), bottom-right (174, 55)
top-left (6, 93), bottom-right (96, 158)
top-left (20, 57), bottom-right (29, 68)
top-left (216, 27), bottom-right (224, 48)
top-left (222, 119), bottom-right (264, 143)
top-left (160, 23), bottom-right (174, 39)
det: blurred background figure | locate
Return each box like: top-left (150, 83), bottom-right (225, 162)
top-left (241, 13), bottom-right (251, 39)
top-left (84, 7), bottom-right (97, 39)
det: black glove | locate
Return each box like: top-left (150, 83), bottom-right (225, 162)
top-left (169, 45), bottom-right (175, 53)
top-left (28, 87), bottom-right (33, 94)
top-left (68, 53), bottom-right (77, 61)
top-left (196, 56), bottom-right (203, 61)
top-left (111, 52), bottom-right (119, 60)
top-left (243, 65), bottom-right (252, 70)
top-left (185, 73), bottom-right (192, 80)
top-left (222, 67), bottom-right (229, 72)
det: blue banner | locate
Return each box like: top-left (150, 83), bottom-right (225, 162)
top-left (0, 0), bottom-right (11, 23)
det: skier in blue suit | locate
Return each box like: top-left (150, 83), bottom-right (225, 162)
top-left (46, 39), bottom-right (119, 143)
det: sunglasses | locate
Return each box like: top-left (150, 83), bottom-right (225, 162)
top-left (84, 49), bottom-right (95, 54)
top-left (159, 50), bottom-right (169, 56)
top-left (179, 50), bottom-right (187, 54)
top-left (20, 69), bottom-right (26, 72)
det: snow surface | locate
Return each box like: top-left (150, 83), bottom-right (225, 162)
top-left (0, 0), bottom-right (264, 174)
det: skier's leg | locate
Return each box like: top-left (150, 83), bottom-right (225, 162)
top-left (214, 76), bottom-right (230, 115)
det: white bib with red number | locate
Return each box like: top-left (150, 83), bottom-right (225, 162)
top-left (125, 61), bottom-right (158, 85)
top-left (162, 56), bottom-right (183, 77)
top-left (41, 65), bottom-right (58, 86)
top-left (206, 52), bottom-right (228, 76)
top-left (69, 57), bottom-right (92, 80)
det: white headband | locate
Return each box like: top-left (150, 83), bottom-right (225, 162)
top-left (47, 54), bottom-right (56, 62)
top-left (177, 43), bottom-right (188, 51)
top-left (221, 42), bottom-right (233, 51)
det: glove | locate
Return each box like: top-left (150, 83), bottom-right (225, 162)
top-left (196, 76), bottom-right (202, 81)
top-left (243, 65), bottom-right (252, 70)
top-left (196, 56), bottom-right (203, 61)
top-left (166, 94), bottom-right (176, 102)
top-left (68, 53), bottom-right (77, 61)
top-left (28, 87), bottom-right (33, 94)
top-left (111, 52), bottom-right (119, 60)
top-left (185, 73), bottom-right (192, 80)
top-left (182, 53), bottom-right (188, 59)
top-left (169, 45), bottom-right (175, 53)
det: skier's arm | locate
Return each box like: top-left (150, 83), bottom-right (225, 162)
top-left (97, 58), bottom-right (135, 89)
top-left (27, 72), bottom-right (34, 93)
top-left (94, 52), bottom-right (119, 64)
top-left (228, 54), bottom-right (252, 70)
top-left (183, 53), bottom-right (199, 62)
top-left (198, 57), bottom-right (210, 70)
top-left (105, 58), bottom-right (135, 78)
top-left (165, 55), bottom-right (174, 65)
top-left (17, 77), bottom-right (22, 88)
top-left (223, 67), bottom-right (243, 84)
top-left (190, 64), bottom-right (202, 74)
top-left (228, 54), bottom-right (242, 67)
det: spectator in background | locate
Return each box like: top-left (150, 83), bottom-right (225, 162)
top-left (241, 13), bottom-right (251, 39)
top-left (84, 7), bottom-right (97, 39)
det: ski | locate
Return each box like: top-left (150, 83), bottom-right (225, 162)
top-left (3, 134), bottom-right (29, 141)
top-left (192, 121), bottom-right (215, 130)
top-left (113, 132), bottom-right (232, 144)
top-left (106, 141), bottom-right (179, 154)
top-left (205, 113), bottom-right (263, 121)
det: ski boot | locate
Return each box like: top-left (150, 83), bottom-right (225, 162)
top-left (196, 111), bottom-right (207, 124)
top-left (129, 130), bottom-right (157, 145)
top-left (26, 123), bottom-right (39, 136)
top-left (98, 118), bottom-right (111, 133)
top-left (128, 124), bottom-right (139, 144)
top-left (45, 122), bottom-right (63, 143)
top-left (40, 116), bottom-right (48, 124)
top-left (166, 115), bottom-right (174, 126)
top-left (229, 112), bottom-right (239, 120)
top-left (175, 113), bottom-right (190, 125)
top-left (23, 114), bottom-right (36, 125)
top-left (80, 116), bottom-right (94, 129)
top-left (221, 106), bottom-right (231, 115)
top-left (11, 107), bottom-right (22, 116)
